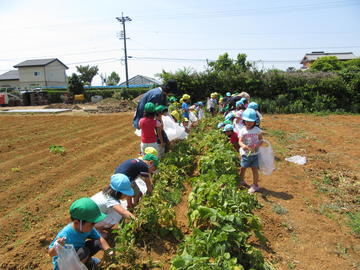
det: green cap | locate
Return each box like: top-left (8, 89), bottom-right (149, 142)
top-left (223, 120), bottom-right (232, 125)
top-left (155, 105), bottom-right (166, 113)
top-left (143, 153), bottom-right (159, 167)
top-left (70, 198), bottom-right (107, 223)
top-left (144, 102), bottom-right (155, 113)
top-left (168, 96), bottom-right (177, 103)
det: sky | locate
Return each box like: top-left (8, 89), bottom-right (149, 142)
top-left (1, 0), bottom-right (360, 86)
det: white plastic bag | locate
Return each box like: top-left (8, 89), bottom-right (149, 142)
top-left (189, 111), bottom-right (198, 122)
top-left (57, 244), bottom-right (87, 270)
top-left (285, 155), bottom-right (306, 165)
top-left (162, 115), bottom-right (188, 141)
top-left (134, 129), bottom-right (141, 137)
top-left (258, 139), bottom-right (275, 175)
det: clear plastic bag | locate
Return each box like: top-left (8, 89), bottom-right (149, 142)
top-left (57, 244), bottom-right (87, 270)
top-left (258, 139), bottom-right (275, 175)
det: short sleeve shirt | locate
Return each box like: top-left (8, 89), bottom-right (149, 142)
top-left (139, 117), bottom-right (161, 143)
top-left (114, 159), bottom-right (149, 182)
top-left (182, 102), bottom-right (189, 119)
top-left (91, 191), bottom-right (120, 214)
top-left (229, 132), bottom-right (239, 145)
top-left (239, 126), bottom-right (262, 156)
top-left (49, 223), bottom-right (100, 270)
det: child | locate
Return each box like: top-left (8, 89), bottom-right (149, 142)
top-left (139, 102), bottom-right (162, 155)
top-left (91, 174), bottom-right (136, 233)
top-left (196, 102), bottom-right (204, 120)
top-left (233, 98), bottom-right (246, 133)
top-left (247, 102), bottom-right (262, 127)
top-left (155, 105), bottom-right (170, 156)
top-left (238, 108), bottom-right (263, 193)
top-left (114, 154), bottom-right (159, 208)
top-left (48, 198), bottom-right (111, 269)
top-left (181, 94), bottom-right (191, 120)
top-left (207, 93), bottom-right (217, 116)
top-left (223, 124), bottom-right (240, 152)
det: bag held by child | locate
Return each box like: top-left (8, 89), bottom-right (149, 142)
top-left (57, 244), bottom-right (87, 270)
top-left (258, 139), bottom-right (275, 175)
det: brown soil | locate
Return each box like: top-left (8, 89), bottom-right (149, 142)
top-left (251, 114), bottom-right (360, 270)
top-left (0, 113), bottom-right (359, 270)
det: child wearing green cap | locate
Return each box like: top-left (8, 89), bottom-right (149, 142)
top-left (155, 105), bottom-right (170, 157)
top-left (139, 102), bottom-right (162, 155)
top-left (48, 198), bottom-right (111, 269)
top-left (114, 154), bottom-right (159, 207)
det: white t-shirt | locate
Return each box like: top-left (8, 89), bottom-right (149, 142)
top-left (91, 191), bottom-right (120, 214)
top-left (239, 126), bottom-right (262, 156)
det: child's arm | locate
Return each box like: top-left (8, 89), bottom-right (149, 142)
top-left (99, 236), bottom-right (111, 252)
top-left (48, 237), bottom-right (66, 257)
top-left (238, 136), bottom-right (250, 150)
top-left (112, 204), bottom-right (136, 220)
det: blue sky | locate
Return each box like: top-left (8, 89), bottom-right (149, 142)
top-left (1, 0), bottom-right (359, 85)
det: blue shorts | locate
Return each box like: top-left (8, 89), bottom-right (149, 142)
top-left (241, 154), bottom-right (259, 168)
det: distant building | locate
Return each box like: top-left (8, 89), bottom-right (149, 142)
top-left (0, 58), bottom-right (68, 90)
top-left (119, 75), bottom-right (161, 87)
top-left (300, 51), bottom-right (356, 69)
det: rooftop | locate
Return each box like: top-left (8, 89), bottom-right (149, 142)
top-left (0, 70), bottom-right (19, 81)
top-left (14, 58), bottom-right (68, 69)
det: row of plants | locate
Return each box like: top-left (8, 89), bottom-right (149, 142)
top-left (171, 117), bottom-right (271, 270)
top-left (106, 139), bottom-right (197, 269)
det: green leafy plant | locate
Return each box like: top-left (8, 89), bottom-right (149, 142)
top-left (49, 145), bottom-right (65, 155)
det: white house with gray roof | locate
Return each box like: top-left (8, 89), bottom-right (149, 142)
top-left (300, 51), bottom-right (356, 69)
top-left (0, 58), bottom-right (68, 90)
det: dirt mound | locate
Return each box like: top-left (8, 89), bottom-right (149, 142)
top-left (44, 103), bottom-right (82, 110)
top-left (97, 98), bottom-right (136, 113)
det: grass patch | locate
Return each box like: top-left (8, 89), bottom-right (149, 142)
top-left (272, 203), bottom-right (288, 215)
top-left (347, 211), bottom-right (360, 237)
top-left (267, 129), bottom-right (287, 144)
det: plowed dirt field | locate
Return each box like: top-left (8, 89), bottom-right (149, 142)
top-left (0, 113), bottom-right (359, 270)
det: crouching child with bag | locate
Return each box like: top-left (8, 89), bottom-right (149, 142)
top-left (48, 198), bottom-right (112, 270)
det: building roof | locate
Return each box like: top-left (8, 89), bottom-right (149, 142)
top-left (119, 75), bottom-right (161, 86)
top-left (301, 52), bottom-right (356, 64)
top-left (13, 58), bottom-right (69, 69)
top-left (0, 70), bottom-right (19, 81)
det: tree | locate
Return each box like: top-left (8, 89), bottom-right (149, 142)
top-left (310, 56), bottom-right (342, 72)
top-left (76, 65), bottom-right (99, 85)
top-left (106, 71), bottom-right (120, 86)
top-left (67, 73), bottom-right (84, 95)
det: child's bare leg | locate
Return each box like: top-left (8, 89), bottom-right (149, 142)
top-left (251, 167), bottom-right (259, 186)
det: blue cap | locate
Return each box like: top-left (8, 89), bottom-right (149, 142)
top-left (217, 122), bottom-right (225, 129)
top-left (197, 102), bottom-right (204, 106)
top-left (226, 92), bottom-right (231, 97)
top-left (225, 112), bottom-right (235, 120)
top-left (242, 108), bottom-right (257, 122)
top-left (248, 102), bottom-right (258, 110)
top-left (110, 174), bottom-right (134, 196)
top-left (222, 124), bottom-right (234, 132)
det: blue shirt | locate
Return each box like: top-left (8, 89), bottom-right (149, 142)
top-left (133, 87), bottom-right (167, 129)
top-left (49, 223), bottom-right (100, 270)
top-left (182, 102), bottom-right (189, 119)
top-left (114, 159), bottom-right (149, 181)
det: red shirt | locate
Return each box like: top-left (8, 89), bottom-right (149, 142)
top-left (229, 132), bottom-right (238, 145)
top-left (139, 117), bottom-right (159, 143)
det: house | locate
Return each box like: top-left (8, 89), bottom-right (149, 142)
top-left (119, 75), bottom-right (161, 87)
top-left (0, 58), bottom-right (68, 90)
top-left (300, 51), bottom-right (356, 69)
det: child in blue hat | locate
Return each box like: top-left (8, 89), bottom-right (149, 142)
top-left (222, 124), bottom-right (240, 152)
top-left (238, 108), bottom-right (263, 193)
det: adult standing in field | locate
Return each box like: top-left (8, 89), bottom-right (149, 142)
top-left (133, 79), bottom-right (178, 129)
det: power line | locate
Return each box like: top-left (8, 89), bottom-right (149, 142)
top-left (134, 0), bottom-right (360, 20)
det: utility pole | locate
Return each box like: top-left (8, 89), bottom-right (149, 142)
top-left (116, 13), bottom-right (131, 88)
